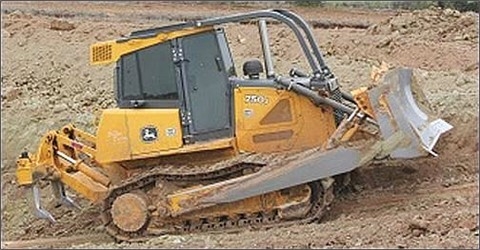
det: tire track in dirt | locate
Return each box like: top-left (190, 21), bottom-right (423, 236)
top-left (327, 182), bottom-right (478, 220)
top-left (1, 233), bottom-right (113, 249)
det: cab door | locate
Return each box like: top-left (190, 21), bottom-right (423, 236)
top-left (179, 30), bottom-right (233, 142)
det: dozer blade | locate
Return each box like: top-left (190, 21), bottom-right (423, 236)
top-left (368, 67), bottom-right (453, 158)
top-left (199, 131), bottom-right (406, 205)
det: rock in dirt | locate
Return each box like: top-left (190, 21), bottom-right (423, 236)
top-left (411, 229), bottom-right (424, 237)
top-left (2, 29), bottom-right (11, 38)
top-left (50, 19), bottom-right (75, 31)
top-left (93, 225), bottom-right (104, 232)
top-left (8, 10), bottom-right (30, 19)
top-left (459, 218), bottom-right (478, 231)
top-left (1, 87), bottom-right (22, 102)
top-left (53, 103), bottom-right (69, 114)
top-left (409, 216), bottom-right (430, 236)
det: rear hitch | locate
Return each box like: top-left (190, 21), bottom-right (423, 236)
top-left (19, 150), bottom-right (81, 224)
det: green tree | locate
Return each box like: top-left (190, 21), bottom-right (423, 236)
top-left (294, 0), bottom-right (324, 7)
top-left (437, 1), bottom-right (479, 12)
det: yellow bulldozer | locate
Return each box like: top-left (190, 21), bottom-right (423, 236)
top-left (16, 9), bottom-right (452, 242)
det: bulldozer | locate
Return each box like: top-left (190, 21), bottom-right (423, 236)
top-left (15, 9), bottom-right (453, 242)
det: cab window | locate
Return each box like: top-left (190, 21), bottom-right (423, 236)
top-left (119, 41), bottom-right (179, 101)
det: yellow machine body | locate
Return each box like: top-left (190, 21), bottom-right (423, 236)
top-left (92, 88), bottom-right (336, 164)
top-left (90, 26), bottom-right (214, 66)
top-left (95, 109), bottom-right (184, 163)
top-left (234, 87), bottom-right (336, 153)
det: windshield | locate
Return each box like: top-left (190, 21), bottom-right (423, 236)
top-left (119, 41), bottom-right (179, 101)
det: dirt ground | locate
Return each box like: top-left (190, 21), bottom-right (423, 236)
top-left (1, 1), bottom-right (479, 249)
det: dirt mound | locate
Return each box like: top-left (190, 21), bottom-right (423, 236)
top-left (314, 7), bottom-right (478, 73)
top-left (367, 7), bottom-right (479, 43)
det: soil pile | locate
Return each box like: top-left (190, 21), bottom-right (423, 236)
top-left (368, 7), bottom-right (479, 43)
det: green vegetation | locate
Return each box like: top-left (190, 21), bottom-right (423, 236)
top-left (293, 0), bottom-right (325, 7)
top-left (293, 1), bottom-right (479, 12)
top-left (437, 1), bottom-right (479, 12)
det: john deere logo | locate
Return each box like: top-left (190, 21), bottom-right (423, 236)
top-left (141, 126), bottom-right (158, 142)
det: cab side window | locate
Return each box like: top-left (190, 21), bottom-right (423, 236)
top-left (119, 42), bottom-right (179, 101)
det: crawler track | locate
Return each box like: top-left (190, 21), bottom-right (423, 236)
top-left (99, 151), bottom-right (341, 242)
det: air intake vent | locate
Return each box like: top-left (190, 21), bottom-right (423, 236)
top-left (91, 44), bottom-right (112, 63)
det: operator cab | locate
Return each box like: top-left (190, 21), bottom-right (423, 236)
top-left (111, 13), bottom-right (326, 145)
top-left (114, 27), bottom-right (235, 143)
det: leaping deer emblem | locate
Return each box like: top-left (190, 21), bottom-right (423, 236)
top-left (141, 126), bottom-right (158, 142)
